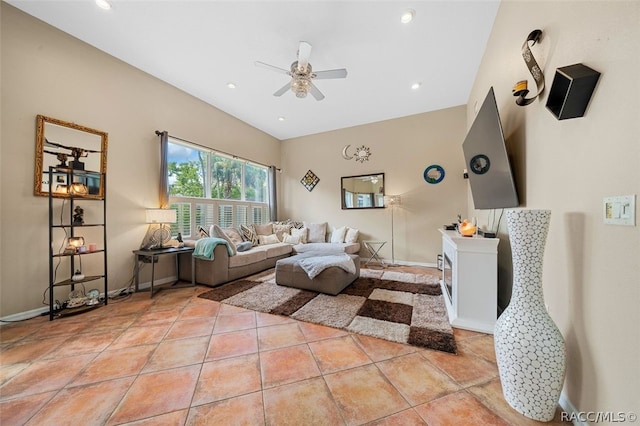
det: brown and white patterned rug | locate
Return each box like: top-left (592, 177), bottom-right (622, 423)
top-left (199, 268), bottom-right (457, 354)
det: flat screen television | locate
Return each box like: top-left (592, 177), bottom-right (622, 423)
top-left (462, 87), bottom-right (519, 210)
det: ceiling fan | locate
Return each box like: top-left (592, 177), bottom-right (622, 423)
top-left (255, 41), bottom-right (347, 101)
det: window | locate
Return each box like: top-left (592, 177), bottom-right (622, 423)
top-left (166, 139), bottom-right (270, 237)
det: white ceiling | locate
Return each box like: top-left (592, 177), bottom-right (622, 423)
top-left (8, 1), bottom-right (500, 140)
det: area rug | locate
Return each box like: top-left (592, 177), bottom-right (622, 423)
top-left (198, 268), bottom-right (457, 354)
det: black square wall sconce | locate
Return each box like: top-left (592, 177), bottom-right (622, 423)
top-left (546, 63), bottom-right (601, 120)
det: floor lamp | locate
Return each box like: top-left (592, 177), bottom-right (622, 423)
top-left (386, 195), bottom-right (401, 266)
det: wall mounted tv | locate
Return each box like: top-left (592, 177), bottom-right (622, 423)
top-left (462, 87), bottom-right (519, 210)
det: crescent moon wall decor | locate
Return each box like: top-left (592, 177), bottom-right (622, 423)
top-left (341, 145), bottom-right (353, 160)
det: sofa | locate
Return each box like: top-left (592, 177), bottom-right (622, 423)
top-left (178, 221), bottom-right (360, 287)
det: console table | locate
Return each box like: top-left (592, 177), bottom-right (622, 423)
top-left (439, 229), bottom-right (498, 333)
top-left (133, 246), bottom-right (195, 297)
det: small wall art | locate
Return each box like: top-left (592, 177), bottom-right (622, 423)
top-left (423, 164), bottom-right (445, 184)
top-left (301, 170), bottom-right (320, 192)
top-left (512, 29), bottom-right (545, 106)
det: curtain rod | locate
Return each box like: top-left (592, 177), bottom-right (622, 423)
top-left (155, 130), bottom-right (280, 171)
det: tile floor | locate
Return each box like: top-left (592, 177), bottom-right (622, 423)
top-left (0, 265), bottom-right (569, 425)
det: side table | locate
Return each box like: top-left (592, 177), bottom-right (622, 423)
top-left (133, 246), bottom-right (195, 297)
top-left (363, 240), bottom-right (387, 268)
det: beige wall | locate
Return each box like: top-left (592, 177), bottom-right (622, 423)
top-left (0, 4), bottom-right (280, 316)
top-left (468, 0), bottom-right (639, 414)
top-left (280, 106), bottom-right (468, 265)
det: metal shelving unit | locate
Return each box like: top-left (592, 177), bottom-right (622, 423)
top-left (48, 166), bottom-right (108, 320)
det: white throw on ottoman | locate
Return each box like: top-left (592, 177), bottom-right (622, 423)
top-left (275, 252), bottom-right (360, 295)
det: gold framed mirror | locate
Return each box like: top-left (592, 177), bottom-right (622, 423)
top-left (341, 173), bottom-right (385, 209)
top-left (34, 115), bottom-right (108, 199)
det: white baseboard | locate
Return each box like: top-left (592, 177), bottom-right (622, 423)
top-left (0, 276), bottom-right (178, 324)
top-left (380, 259), bottom-right (438, 268)
top-left (559, 391), bottom-right (586, 426)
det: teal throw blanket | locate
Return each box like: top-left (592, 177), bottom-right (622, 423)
top-left (194, 237), bottom-right (234, 261)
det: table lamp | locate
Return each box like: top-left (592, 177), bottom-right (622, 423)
top-left (145, 208), bottom-right (177, 249)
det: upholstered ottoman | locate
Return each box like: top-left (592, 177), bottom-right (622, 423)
top-left (275, 252), bottom-right (360, 295)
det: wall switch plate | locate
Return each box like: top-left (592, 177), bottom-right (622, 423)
top-left (603, 195), bottom-right (636, 226)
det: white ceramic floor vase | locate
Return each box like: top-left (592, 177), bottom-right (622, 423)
top-left (494, 209), bottom-right (566, 422)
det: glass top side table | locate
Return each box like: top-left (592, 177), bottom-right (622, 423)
top-left (363, 240), bottom-right (386, 268)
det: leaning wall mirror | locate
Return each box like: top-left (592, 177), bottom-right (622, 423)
top-left (341, 173), bottom-right (385, 209)
top-left (34, 115), bottom-right (108, 199)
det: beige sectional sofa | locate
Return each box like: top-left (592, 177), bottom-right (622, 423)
top-left (178, 221), bottom-right (360, 287)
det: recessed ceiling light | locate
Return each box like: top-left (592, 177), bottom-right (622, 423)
top-left (401, 9), bottom-right (415, 24)
top-left (411, 82), bottom-right (422, 90)
top-left (95, 0), bottom-right (112, 10)
top-left (278, 117), bottom-right (285, 122)
top-left (227, 82), bottom-right (236, 89)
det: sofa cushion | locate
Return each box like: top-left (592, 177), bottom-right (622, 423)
top-left (229, 249), bottom-right (267, 268)
top-left (293, 242), bottom-right (360, 254)
top-left (291, 227), bottom-right (308, 244)
top-left (304, 222), bottom-right (327, 243)
top-left (212, 225), bottom-right (238, 255)
top-left (254, 223), bottom-right (273, 236)
top-left (345, 227), bottom-right (359, 244)
top-left (265, 242), bottom-right (294, 258)
top-left (282, 233), bottom-right (301, 244)
top-left (330, 226), bottom-right (347, 243)
top-left (222, 227), bottom-right (244, 245)
top-left (240, 224), bottom-right (259, 246)
top-left (236, 241), bottom-right (253, 252)
top-left (273, 223), bottom-right (293, 241)
top-left (258, 234), bottom-right (280, 245)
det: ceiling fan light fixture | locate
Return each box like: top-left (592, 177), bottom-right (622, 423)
top-left (411, 82), bottom-right (422, 90)
top-left (278, 116), bottom-right (285, 121)
top-left (226, 82), bottom-right (236, 89)
top-left (401, 9), bottom-right (415, 24)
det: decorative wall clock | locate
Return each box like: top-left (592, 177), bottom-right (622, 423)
top-left (423, 164), bottom-right (445, 184)
top-left (300, 170), bottom-right (320, 192)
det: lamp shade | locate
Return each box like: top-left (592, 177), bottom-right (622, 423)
top-left (145, 208), bottom-right (177, 224)
top-left (68, 236), bottom-right (85, 248)
top-left (69, 182), bottom-right (88, 195)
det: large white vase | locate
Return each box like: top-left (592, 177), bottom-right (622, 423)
top-left (494, 209), bottom-right (566, 422)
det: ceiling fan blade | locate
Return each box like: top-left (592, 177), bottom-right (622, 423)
top-left (297, 41), bottom-right (312, 72)
top-left (255, 61), bottom-right (290, 75)
top-left (313, 68), bottom-right (348, 79)
top-left (273, 82), bottom-right (291, 97)
top-left (308, 83), bottom-right (325, 101)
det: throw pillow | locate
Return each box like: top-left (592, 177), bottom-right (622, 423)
top-left (258, 233), bottom-right (280, 245)
top-left (236, 241), bottom-right (253, 252)
top-left (198, 226), bottom-right (209, 238)
top-left (345, 227), bottom-right (360, 244)
top-left (212, 224), bottom-right (237, 256)
top-left (254, 222), bottom-right (273, 236)
top-left (273, 223), bottom-right (293, 241)
top-left (304, 222), bottom-right (327, 243)
top-left (240, 224), bottom-right (259, 246)
top-left (223, 227), bottom-right (244, 245)
top-left (291, 227), bottom-right (308, 244)
top-left (282, 233), bottom-right (302, 244)
top-left (331, 226), bottom-right (347, 243)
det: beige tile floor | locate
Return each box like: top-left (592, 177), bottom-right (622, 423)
top-left (0, 265), bottom-right (569, 425)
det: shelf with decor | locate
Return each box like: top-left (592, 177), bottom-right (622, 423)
top-left (48, 166), bottom-right (108, 320)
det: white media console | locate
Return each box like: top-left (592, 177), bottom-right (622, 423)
top-left (439, 229), bottom-right (499, 334)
